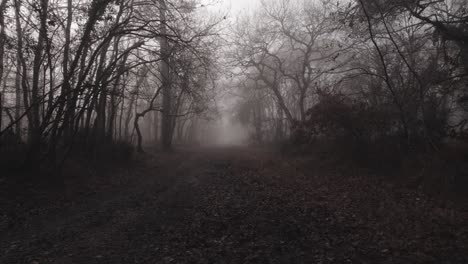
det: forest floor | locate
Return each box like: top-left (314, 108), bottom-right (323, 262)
top-left (1, 146), bottom-right (467, 264)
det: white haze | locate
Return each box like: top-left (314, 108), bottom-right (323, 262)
top-left (185, 0), bottom-right (260, 146)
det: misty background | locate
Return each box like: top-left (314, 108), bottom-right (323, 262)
top-left (0, 0), bottom-right (467, 263)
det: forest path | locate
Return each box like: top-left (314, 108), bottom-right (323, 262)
top-left (1, 147), bottom-right (467, 263)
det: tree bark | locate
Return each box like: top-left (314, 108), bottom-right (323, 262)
top-left (15, 53), bottom-right (21, 138)
top-left (125, 67), bottom-right (148, 140)
top-left (107, 50), bottom-right (128, 140)
top-left (0, 0), bottom-right (7, 87)
top-left (93, 39), bottom-right (112, 147)
top-left (153, 109), bottom-right (159, 144)
top-left (0, 0), bottom-right (7, 133)
top-left (159, 0), bottom-right (172, 151)
top-left (14, 0), bottom-right (31, 133)
top-left (61, 0), bottom-right (73, 139)
top-left (0, 92), bottom-right (2, 131)
top-left (30, 0), bottom-right (49, 132)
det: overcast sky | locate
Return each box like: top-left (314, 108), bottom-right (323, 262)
top-left (207, 0), bottom-right (260, 18)
top-left (223, 0), bottom-right (259, 12)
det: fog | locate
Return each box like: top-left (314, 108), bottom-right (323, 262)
top-left (1, 0), bottom-right (468, 263)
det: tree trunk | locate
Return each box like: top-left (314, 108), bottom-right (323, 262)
top-left (105, 2), bottom-right (125, 141)
top-left (0, 0), bottom-right (7, 87)
top-left (0, 92), bottom-right (2, 131)
top-left (30, 0), bottom-right (49, 136)
top-left (275, 103), bottom-right (284, 142)
top-left (0, 0), bottom-right (7, 133)
top-left (153, 110), bottom-right (159, 144)
top-left (107, 52), bottom-right (128, 140)
top-left (119, 79), bottom-right (126, 140)
top-left (60, 0), bottom-right (112, 145)
top-left (159, 0), bottom-right (172, 151)
top-left (125, 67), bottom-right (147, 140)
top-left (255, 70), bottom-right (295, 125)
top-left (61, 0), bottom-right (73, 139)
top-left (15, 54), bottom-right (21, 138)
top-left (93, 40), bottom-right (112, 146)
top-left (134, 113), bottom-right (144, 153)
top-left (14, 0), bottom-right (31, 134)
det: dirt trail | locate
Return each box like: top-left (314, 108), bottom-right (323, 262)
top-left (1, 147), bottom-right (467, 263)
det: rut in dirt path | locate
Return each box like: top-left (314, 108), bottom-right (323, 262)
top-left (1, 147), bottom-right (467, 264)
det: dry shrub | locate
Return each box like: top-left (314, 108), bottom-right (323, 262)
top-left (96, 139), bottom-right (135, 162)
top-left (0, 130), bottom-right (27, 171)
top-left (289, 94), bottom-right (399, 157)
top-left (286, 93), bottom-right (468, 197)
